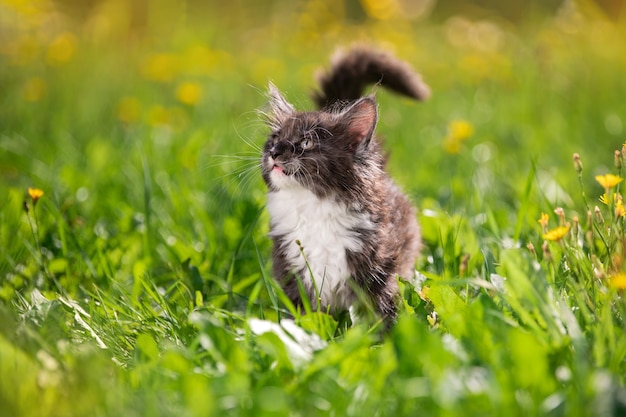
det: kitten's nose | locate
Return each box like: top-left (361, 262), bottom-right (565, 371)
top-left (269, 143), bottom-right (286, 159)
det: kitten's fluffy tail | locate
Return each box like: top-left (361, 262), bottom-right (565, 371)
top-left (313, 46), bottom-right (431, 109)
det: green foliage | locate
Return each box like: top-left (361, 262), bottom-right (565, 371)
top-left (1, 1), bottom-right (626, 416)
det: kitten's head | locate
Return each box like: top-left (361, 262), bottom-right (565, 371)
top-left (261, 83), bottom-right (379, 197)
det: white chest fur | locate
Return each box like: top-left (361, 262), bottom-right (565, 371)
top-left (267, 186), bottom-right (372, 311)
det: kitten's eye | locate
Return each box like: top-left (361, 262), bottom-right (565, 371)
top-left (301, 138), bottom-right (313, 150)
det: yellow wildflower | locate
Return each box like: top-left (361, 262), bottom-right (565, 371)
top-left (450, 120), bottom-right (474, 139)
top-left (147, 105), bottom-right (170, 126)
top-left (616, 197), bottom-right (626, 217)
top-left (141, 53), bottom-right (178, 82)
top-left (595, 174), bottom-right (623, 189)
top-left (599, 193), bottom-right (609, 205)
top-left (28, 187), bottom-right (44, 205)
top-left (146, 105), bottom-right (188, 130)
top-left (117, 96), bottom-right (141, 124)
top-left (46, 32), bottom-right (77, 66)
top-left (609, 273), bottom-right (626, 289)
top-left (22, 77), bottom-right (46, 102)
top-left (542, 225), bottom-right (570, 241)
top-left (361, 0), bottom-right (399, 20)
top-left (537, 213), bottom-right (549, 232)
top-left (176, 82), bottom-right (202, 106)
top-left (599, 193), bottom-right (621, 206)
top-left (443, 138), bottom-right (461, 154)
top-left (443, 119), bottom-right (474, 154)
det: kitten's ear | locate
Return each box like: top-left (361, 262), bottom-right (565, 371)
top-left (340, 97), bottom-right (378, 151)
top-left (266, 82), bottom-right (295, 128)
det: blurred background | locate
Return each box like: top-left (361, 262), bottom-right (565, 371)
top-left (1, 0), bottom-right (626, 258)
top-left (3, 4), bottom-right (626, 415)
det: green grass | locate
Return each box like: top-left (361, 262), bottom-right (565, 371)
top-left (1, 1), bottom-right (626, 416)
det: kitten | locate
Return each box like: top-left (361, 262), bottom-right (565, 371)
top-left (261, 47), bottom-right (430, 326)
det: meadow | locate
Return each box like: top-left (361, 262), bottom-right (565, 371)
top-left (1, 0), bottom-right (626, 416)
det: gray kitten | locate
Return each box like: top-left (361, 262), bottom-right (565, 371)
top-left (261, 47), bottom-right (430, 326)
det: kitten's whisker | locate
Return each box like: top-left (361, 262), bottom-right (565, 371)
top-left (317, 127), bottom-right (333, 138)
top-left (210, 154), bottom-right (260, 161)
top-left (299, 166), bottom-right (317, 193)
top-left (238, 135), bottom-right (263, 154)
top-left (202, 154), bottom-right (260, 171)
top-left (233, 118), bottom-right (265, 153)
top-left (205, 159), bottom-right (259, 180)
top-left (211, 161), bottom-right (261, 201)
top-left (210, 153), bottom-right (260, 160)
top-left (237, 164), bottom-right (261, 180)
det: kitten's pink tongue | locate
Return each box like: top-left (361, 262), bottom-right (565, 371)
top-left (273, 165), bottom-right (284, 173)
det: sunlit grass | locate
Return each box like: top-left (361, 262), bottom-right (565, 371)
top-left (1, 0), bottom-right (626, 416)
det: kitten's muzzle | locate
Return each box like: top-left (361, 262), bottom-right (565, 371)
top-left (268, 144), bottom-right (290, 173)
top-left (266, 156), bottom-right (285, 173)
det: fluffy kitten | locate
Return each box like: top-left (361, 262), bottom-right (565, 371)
top-left (261, 47), bottom-right (430, 325)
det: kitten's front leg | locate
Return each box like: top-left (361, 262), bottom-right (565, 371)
top-left (272, 245), bottom-right (313, 311)
top-left (345, 250), bottom-right (400, 328)
top-left (374, 287), bottom-right (399, 330)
